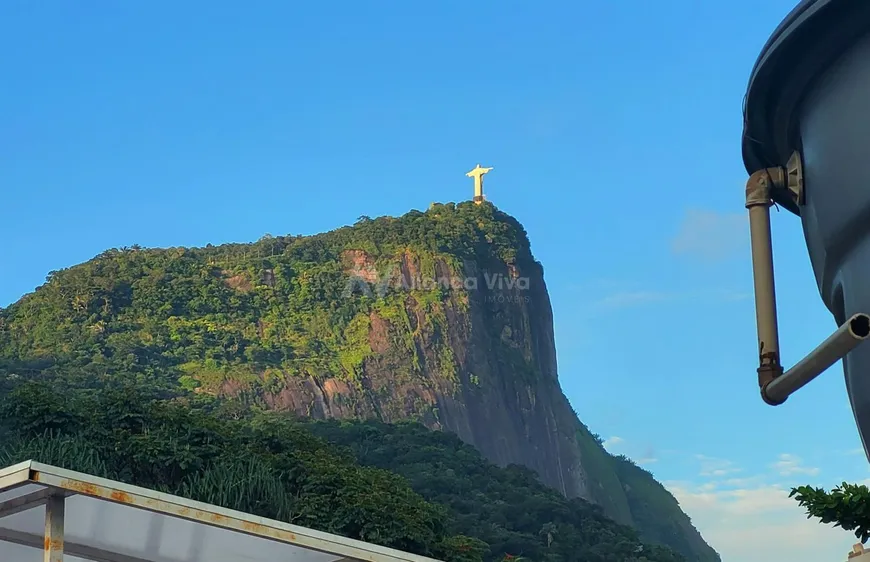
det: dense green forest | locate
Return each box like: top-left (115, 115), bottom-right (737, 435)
top-left (0, 202), bottom-right (716, 561)
top-left (0, 382), bottom-right (685, 562)
top-left (302, 419), bottom-right (689, 562)
top-left (0, 202), bottom-right (528, 394)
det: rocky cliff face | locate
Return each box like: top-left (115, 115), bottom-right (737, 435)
top-left (0, 202), bottom-right (718, 561)
top-left (264, 246), bottom-right (592, 500)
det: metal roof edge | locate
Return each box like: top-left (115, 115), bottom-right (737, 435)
top-left (0, 460), bottom-right (33, 490)
top-left (21, 461), bottom-right (444, 562)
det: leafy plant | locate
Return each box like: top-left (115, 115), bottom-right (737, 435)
top-left (791, 482), bottom-right (870, 542)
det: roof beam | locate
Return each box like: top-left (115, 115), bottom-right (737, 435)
top-left (0, 527), bottom-right (165, 562)
top-left (0, 488), bottom-right (53, 519)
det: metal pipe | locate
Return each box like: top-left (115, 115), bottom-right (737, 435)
top-left (763, 314), bottom-right (870, 404)
top-left (746, 169), bottom-right (785, 400)
top-left (747, 196), bottom-right (780, 359)
top-left (745, 168), bottom-right (870, 405)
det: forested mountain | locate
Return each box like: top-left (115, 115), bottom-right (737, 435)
top-left (0, 201), bottom-right (719, 561)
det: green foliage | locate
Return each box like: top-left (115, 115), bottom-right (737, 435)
top-left (0, 382), bottom-right (471, 560)
top-left (0, 202), bottom-right (535, 397)
top-left (301, 419), bottom-right (687, 562)
top-left (611, 456), bottom-right (720, 562)
top-left (338, 312), bottom-right (374, 379)
top-left (791, 482), bottom-right (870, 543)
top-left (0, 382), bottom-right (686, 562)
top-left (573, 422), bottom-right (634, 526)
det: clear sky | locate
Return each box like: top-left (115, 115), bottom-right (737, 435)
top-left (1, 2), bottom-right (866, 560)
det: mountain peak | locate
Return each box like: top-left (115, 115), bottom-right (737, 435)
top-left (0, 203), bottom-right (717, 562)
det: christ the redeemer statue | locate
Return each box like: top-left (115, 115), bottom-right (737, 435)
top-left (466, 164), bottom-right (493, 204)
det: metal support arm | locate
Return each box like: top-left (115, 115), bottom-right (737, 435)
top-left (745, 157), bottom-right (870, 405)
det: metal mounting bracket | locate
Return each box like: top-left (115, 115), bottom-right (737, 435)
top-left (783, 151), bottom-right (804, 207)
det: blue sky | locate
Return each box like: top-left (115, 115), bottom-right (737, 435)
top-left (1, 1), bottom-right (865, 560)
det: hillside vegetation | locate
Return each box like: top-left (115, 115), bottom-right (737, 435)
top-left (0, 202), bottom-right (523, 394)
top-left (0, 381), bottom-right (684, 562)
top-left (0, 202), bottom-right (717, 561)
